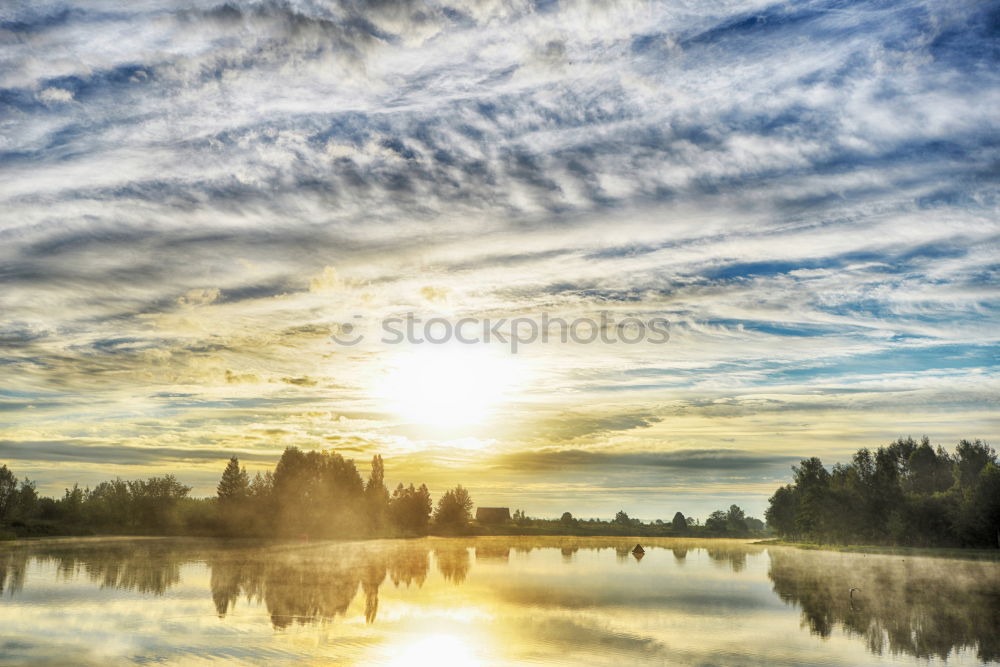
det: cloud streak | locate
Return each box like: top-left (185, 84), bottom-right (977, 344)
top-left (0, 0), bottom-right (997, 516)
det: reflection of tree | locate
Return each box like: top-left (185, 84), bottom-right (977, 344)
top-left (475, 545), bottom-right (510, 561)
top-left (560, 546), bottom-right (578, 562)
top-left (210, 555), bottom-right (253, 618)
top-left (387, 544), bottom-right (429, 588)
top-left (434, 545), bottom-right (470, 584)
top-left (0, 548), bottom-right (27, 596)
top-left (361, 559), bottom-right (386, 624)
top-left (37, 541), bottom-right (183, 595)
top-left (671, 547), bottom-right (688, 563)
top-left (263, 558), bottom-right (361, 629)
top-left (706, 548), bottom-right (746, 573)
top-left (768, 549), bottom-right (1000, 662)
top-left (206, 542), bottom-right (435, 627)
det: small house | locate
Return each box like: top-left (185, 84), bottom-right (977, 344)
top-left (475, 507), bottom-right (511, 524)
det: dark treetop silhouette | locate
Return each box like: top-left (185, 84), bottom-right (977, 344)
top-left (766, 437), bottom-right (1000, 548)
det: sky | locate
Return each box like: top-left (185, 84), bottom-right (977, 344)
top-left (1, 0), bottom-right (998, 521)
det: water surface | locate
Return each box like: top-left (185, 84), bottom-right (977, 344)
top-left (1, 537), bottom-right (997, 665)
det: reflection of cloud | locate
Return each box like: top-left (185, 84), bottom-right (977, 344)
top-left (2, 537), bottom-right (994, 664)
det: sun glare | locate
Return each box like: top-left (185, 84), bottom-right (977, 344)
top-left (374, 345), bottom-right (522, 430)
top-left (385, 633), bottom-right (483, 667)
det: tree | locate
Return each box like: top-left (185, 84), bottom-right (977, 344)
top-left (968, 463), bottom-right (1000, 547)
top-left (905, 438), bottom-right (952, 495)
top-left (954, 439), bottom-right (996, 489)
top-left (765, 485), bottom-right (797, 537)
top-left (765, 437), bottom-right (998, 547)
top-left (61, 484), bottom-right (85, 524)
top-left (613, 510), bottom-right (631, 526)
top-left (217, 457), bottom-right (249, 503)
top-left (0, 465), bottom-right (18, 522)
top-left (671, 511), bottom-right (687, 532)
top-left (85, 479), bottom-right (131, 528)
top-left (249, 471), bottom-right (273, 500)
top-left (792, 457), bottom-right (831, 539)
top-left (726, 504), bottom-right (747, 534)
top-left (389, 483), bottom-right (432, 534)
top-left (127, 475), bottom-right (191, 533)
top-left (560, 511), bottom-right (575, 526)
top-left (434, 485), bottom-right (473, 530)
top-left (12, 478), bottom-right (38, 522)
top-left (364, 455), bottom-right (390, 530)
top-left (705, 510), bottom-right (728, 533)
top-left (272, 447), bottom-right (365, 537)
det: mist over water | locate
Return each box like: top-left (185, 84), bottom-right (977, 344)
top-left (1, 537), bottom-right (997, 665)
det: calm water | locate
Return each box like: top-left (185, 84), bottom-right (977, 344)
top-left (0, 537), bottom-right (997, 665)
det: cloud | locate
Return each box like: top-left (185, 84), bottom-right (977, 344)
top-left (280, 376), bottom-right (318, 386)
top-left (36, 87), bottom-right (74, 104)
top-left (494, 448), bottom-right (800, 473)
top-left (176, 288), bottom-right (220, 307)
top-left (0, 0), bottom-right (997, 508)
top-left (0, 439), bottom-right (276, 466)
top-left (528, 411), bottom-right (664, 441)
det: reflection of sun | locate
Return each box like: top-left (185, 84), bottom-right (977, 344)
top-left (374, 345), bottom-right (522, 429)
top-left (385, 633), bottom-right (483, 666)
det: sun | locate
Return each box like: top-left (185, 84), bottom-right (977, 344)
top-left (374, 345), bottom-right (522, 430)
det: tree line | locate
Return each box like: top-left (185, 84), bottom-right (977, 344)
top-left (494, 506), bottom-right (765, 538)
top-left (1, 446), bottom-right (764, 540)
top-left (0, 448), bottom-right (477, 539)
top-left (765, 437), bottom-right (1000, 547)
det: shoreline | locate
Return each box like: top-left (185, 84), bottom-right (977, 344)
top-left (754, 538), bottom-right (1000, 561)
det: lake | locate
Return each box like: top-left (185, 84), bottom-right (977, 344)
top-left (0, 537), bottom-right (997, 665)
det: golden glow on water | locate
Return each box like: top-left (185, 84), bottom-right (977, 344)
top-left (0, 537), bottom-right (997, 665)
top-left (384, 634), bottom-right (484, 667)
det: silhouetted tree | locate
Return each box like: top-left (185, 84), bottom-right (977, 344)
top-left (127, 476), bottom-right (191, 534)
top-left (364, 455), bottom-right (390, 532)
top-left (766, 485), bottom-right (797, 537)
top-left (905, 438), bottom-right (952, 495)
top-left (61, 484), bottom-right (85, 524)
top-left (272, 447), bottom-right (365, 537)
top-left (0, 465), bottom-right (18, 522)
top-left (388, 483), bottom-right (432, 534)
top-left (954, 439), bottom-right (995, 488)
top-left (767, 437), bottom-right (999, 547)
top-left (966, 462), bottom-right (1000, 547)
top-left (85, 479), bottom-right (132, 529)
top-left (705, 510), bottom-right (728, 533)
top-left (792, 457), bottom-right (831, 538)
top-left (434, 485), bottom-right (473, 531)
top-left (613, 510), bottom-right (630, 525)
top-left (249, 471), bottom-right (273, 500)
top-left (726, 504), bottom-right (748, 534)
top-left (671, 511), bottom-right (687, 532)
top-left (217, 457), bottom-right (249, 503)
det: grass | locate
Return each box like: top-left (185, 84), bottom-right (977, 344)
top-left (754, 538), bottom-right (1000, 561)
